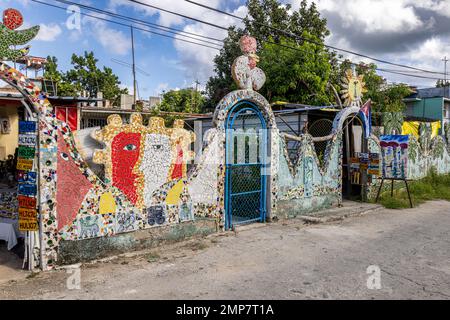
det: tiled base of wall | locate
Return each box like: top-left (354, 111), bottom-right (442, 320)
top-left (57, 218), bottom-right (218, 265)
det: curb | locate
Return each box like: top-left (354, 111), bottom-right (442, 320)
top-left (295, 205), bottom-right (384, 224)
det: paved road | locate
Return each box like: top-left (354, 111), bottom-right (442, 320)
top-left (1, 200), bottom-right (449, 299)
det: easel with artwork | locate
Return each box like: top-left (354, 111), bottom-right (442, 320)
top-left (374, 135), bottom-right (413, 208)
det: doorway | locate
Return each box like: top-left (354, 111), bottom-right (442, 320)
top-left (342, 115), bottom-right (367, 200)
top-left (225, 101), bottom-right (268, 230)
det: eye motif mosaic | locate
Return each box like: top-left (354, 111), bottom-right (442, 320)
top-left (92, 114), bottom-right (195, 209)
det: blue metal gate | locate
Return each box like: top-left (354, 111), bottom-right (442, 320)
top-left (225, 101), bottom-right (268, 230)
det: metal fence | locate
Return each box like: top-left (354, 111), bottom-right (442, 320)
top-left (308, 119), bottom-right (334, 164)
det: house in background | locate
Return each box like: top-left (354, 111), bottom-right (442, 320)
top-left (404, 86), bottom-right (450, 132)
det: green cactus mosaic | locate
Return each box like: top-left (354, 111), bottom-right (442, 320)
top-left (0, 24), bottom-right (40, 61)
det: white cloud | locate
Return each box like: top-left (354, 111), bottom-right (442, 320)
top-left (310, 0), bottom-right (426, 33)
top-left (83, 14), bottom-right (131, 56)
top-left (34, 23), bottom-right (63, 42)
top-left (109, 0), bottom-right (247, 84)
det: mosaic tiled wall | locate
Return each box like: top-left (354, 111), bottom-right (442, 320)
top-left (367, 122), bottom-right (450, 199)
top-left (274, 131), bottom-right (343, 217)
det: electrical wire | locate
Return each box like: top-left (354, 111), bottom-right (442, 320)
top-left (30, 0), bottom-right (222, 50)
top-left (32, 0), bottom-right (445, 84)
top-left (50, 0), bottom-right (224, 44)
top-left (184, 0), bottom-right (447, 76)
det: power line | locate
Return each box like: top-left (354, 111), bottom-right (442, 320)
top-left (31, 0), bottom-right (222, 50)
top-left (50, 0), bottom-right (224, 44)
top-left (128, 0), bottom-right (229, 31)
top-left (111, 58), bottom-right (150, 76)
top-left (184, 0), bottom-right (447, 76)
top-left (31, 0), bottom-right (445, 84)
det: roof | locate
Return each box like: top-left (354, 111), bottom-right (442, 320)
top-left (80, 106), bottom-right (212, 120)
top-left (406, 87), bottom-right (450, 99)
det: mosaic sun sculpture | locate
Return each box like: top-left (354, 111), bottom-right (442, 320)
top-left (231, 35), bottom-right (266, 91)
top-left (0, 9), bottom-right (40, 61)
top-left (340, 69), bottom-right (367, 107)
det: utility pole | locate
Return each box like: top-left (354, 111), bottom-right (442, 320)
top-left (442, 56), bottom-right (449, 96)
top-left (192, 80), bottom-right (200, 112)
top-left (131, 26), bottom-right (137, 107)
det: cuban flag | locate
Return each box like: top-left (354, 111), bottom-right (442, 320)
top-left (359, 100), bottom-right (372, 138)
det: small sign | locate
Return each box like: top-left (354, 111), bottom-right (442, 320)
top-left (18, 146), bottom-right (36, 159)
top-left (19, 121), bottom-right (37, 134)
top-left (18, 171), bottom-right (37, 184)
top-left (18, 134), bottom-right (37, 146)
top-left (18, 195), bottom-right (37, 209)
top-left (17, 158), bottom-right (34, 171)
top-left (18, 183), bottom-right (37, 196)
top-left (19, 220), bottom-right (39, 231)
top-left (19, 207), bottom-right (38, 220)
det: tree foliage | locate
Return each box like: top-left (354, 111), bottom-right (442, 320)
top-left (205, 0), bottom-right (333, 109)
top-left (259, 34), bottom-right (331, 105)
top-left (44, 51), bottom-right (128, 105)
top-left (157, 88), bottom-right (205, 114)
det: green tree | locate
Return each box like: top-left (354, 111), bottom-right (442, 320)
top-left (44, 52), bottom-right (127, 105)
top-left (436, 79), bottom-right (450, 88)
top-left (205, 0), bottom-right (333, 108)
top-left (259, 34), bottom-right (331, 104)
top-left (44, 56), bottom-right (78, 96)
top-left (157, 88), bottom-right (205, 114)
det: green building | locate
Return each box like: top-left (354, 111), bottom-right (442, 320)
top-left (404, 87), bottom-right (450, 132)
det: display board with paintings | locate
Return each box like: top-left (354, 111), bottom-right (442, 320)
top-left (380, 135), bottom-right (409, 179)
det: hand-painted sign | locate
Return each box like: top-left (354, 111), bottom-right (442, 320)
top-left (19, 220), bottom-right (38, 231)
top-left (18, 134), bottom-right (37, 146)
top-left (18, 195), bottom-right (37, 209)
top-left (380, 135), bottom-right (409, 179)
top-left (18, 146), bottom-right (36, 159)
top-left (18, 171), bottom-right (37, 184)
top-left (19, 121), bottom-right (37, 133)
top-left (368, 153), bottom-right (380, 176)
top-left (18, 183), bottom-right (37, 196)
top-left (19, 207), bottom-right (37, 220)
top-left (17, 158), bottom-right (34, 171)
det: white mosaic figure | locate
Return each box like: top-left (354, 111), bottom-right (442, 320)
top-left (140, 133), bottom-right (172, 207)
top-left (232, 35), bottom-right (266, 91)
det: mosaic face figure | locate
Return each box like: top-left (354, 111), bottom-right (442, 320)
top-left (111, 132), bottom-right (142, 204)
top-left (140, 133), bottom-right (171, 207)
top-left (93, 114), bottom-right (195, 209)
top-left (341, 69), bottom-right (367, 107)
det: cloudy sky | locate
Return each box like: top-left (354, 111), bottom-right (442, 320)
top-left (3, 0), bottom-right (450, 99)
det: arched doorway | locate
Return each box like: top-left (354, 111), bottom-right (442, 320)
top-left (342, 115), bottom-right (368, 200)
top-left (225, 101), bottom-right (268, 230)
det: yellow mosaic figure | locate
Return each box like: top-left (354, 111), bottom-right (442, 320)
top-left (93, 113), bottom-right (195, 209)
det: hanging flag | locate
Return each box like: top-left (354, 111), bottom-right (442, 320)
top-left (359, 100), bottom-right (372, 138)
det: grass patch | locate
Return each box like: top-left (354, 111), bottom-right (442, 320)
top-left (186, 241), bottom-right (209, 251)
top-left (146, 252), bottom-right (160, 263)
top-left (375, 171), bottom-right (450, 209)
